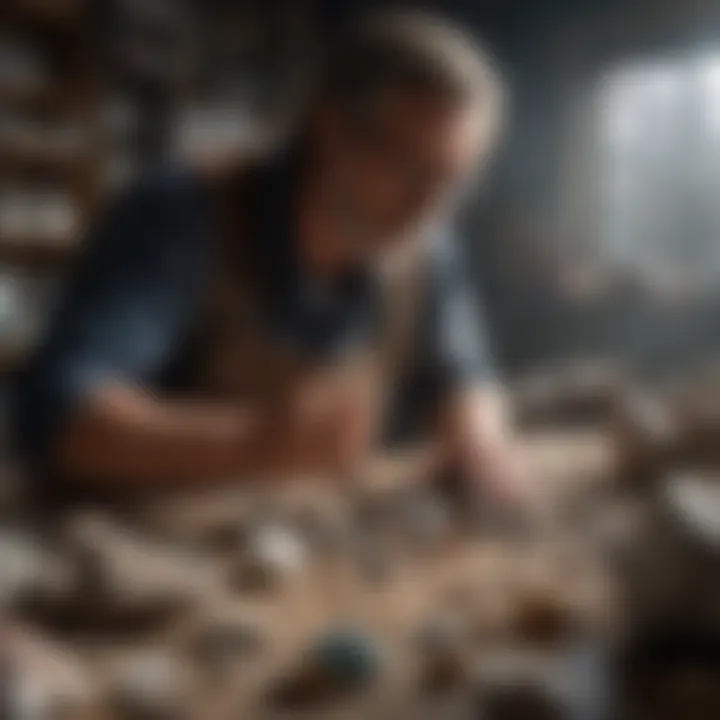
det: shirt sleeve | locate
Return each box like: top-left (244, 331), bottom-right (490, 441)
top-left (411, 236), bottom-right (496, 403)
top-left (11, 170), bottom-right (209, 468)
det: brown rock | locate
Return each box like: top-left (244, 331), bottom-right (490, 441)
top-left (511, 592), bottom-right (577, 647)
top-left (479, 679), bottom-right (566, 720)
top-left (420, 648), bottom-right (471, 695)
top-left (268, 664), bottom-right (338, 711)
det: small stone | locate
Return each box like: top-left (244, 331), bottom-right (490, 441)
top-left (268, 664), bottom-right (334, 710)
top-left (0, 529), bottom-right (58, 610)
top-left (309, 629), bottom-right (382, 689)
top-left (293, 504), bottom-right (352, 557)
top-left (61, 515), bottom-right (215, 628)
top-left (476, 641), bottom-right (612, 720)
top-left (4, 670), bottom-right (59, 720)
top-left (663, 470), bottom-right (720, 547)
top-left (190, 616), bottom-right (266, 675)
top-left (421, 650), bottom-right (470, 695)
top-left (250, 523), bottom-right (308, 570)
top-left (1, 628), bottom-right (97, 720)
top-left (269, 629), bottom-right (382, 711)
top-left (109, 651), bottom-right (188, 720)
top-left (232, 523), bottom-right (308, 591)
top-left (511, 592), bottom-right (576, 646)
top-left (198, 520), bottom-right (249, 551)
top-left (480, 680), bottom-right (566, 720)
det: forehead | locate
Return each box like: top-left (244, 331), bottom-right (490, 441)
top-left (366, 88), bottom-right (485, 161)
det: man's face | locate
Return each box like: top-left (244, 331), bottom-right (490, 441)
top-left (315, 88), bottom-right (495, 262)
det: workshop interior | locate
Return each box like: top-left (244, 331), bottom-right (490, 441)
top-left (3, 0), bottom-right (720, 718)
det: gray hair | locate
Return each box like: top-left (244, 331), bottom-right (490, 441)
top-left (320, 9), bottom-right (506, 137)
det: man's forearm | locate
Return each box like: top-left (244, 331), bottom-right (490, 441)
top-left (52, 385), bottom-right (265, 489)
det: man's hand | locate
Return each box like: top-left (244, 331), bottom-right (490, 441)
top-left (258, 369), bottom-right (381, 478)
top-left (53, 376), bottom-right (379, 492)
top-left (438, 384), bottom-right (530, 508)
top-left (458, 430), bottom-right (529, 507)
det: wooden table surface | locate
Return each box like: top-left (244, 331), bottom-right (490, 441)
top-left (3, 430), bottom-right (621, 719)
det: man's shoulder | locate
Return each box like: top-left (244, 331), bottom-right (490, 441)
top-left (85, 164), bottom-right (214, 272)
top-left (129, 151), bottom-right (286, 217)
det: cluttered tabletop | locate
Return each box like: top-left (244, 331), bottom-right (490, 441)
top-left (3, 362), bottom-right (720, 719)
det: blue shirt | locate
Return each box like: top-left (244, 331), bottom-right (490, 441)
top-left (13, 154), bottom-right (493, 467)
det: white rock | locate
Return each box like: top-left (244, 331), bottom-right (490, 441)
top-left (0, 530), bottom-right (55, 609)
top-left (110, 651), bottom-right (187, 720)
top-left (234, 522), bottom-right (308, 591)
top-left (249, 523), bottom-right (308, 574)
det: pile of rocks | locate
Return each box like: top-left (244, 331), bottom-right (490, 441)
top-left (5, 362), bottom-right (694, 718)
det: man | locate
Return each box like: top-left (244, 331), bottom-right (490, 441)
top-left (14, 11), bottom-right (524, 504)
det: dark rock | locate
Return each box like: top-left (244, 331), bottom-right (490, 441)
top-left (268, 629), bottom-right (382, 711)
top-left (480, 680), bottom-right (566, 720)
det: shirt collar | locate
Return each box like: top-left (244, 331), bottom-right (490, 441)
top-left (250, 146), bottom-right (379, 357)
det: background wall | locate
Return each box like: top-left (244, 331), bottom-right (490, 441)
top-left (4, 0), bottom-right (720, 451)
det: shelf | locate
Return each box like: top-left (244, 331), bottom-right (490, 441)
top-left (0, 81), bottom-right (61, 111)
top-left (0, 141), bottom-right (89, 177)
top-left (0, 342), bottom-right (29, 375)
top-left (3, 0), bottom-right (87, 33)
top-left (0, 0), bottom-right (97, 383)
top-left (0, 234), bottom-right (77, 267)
